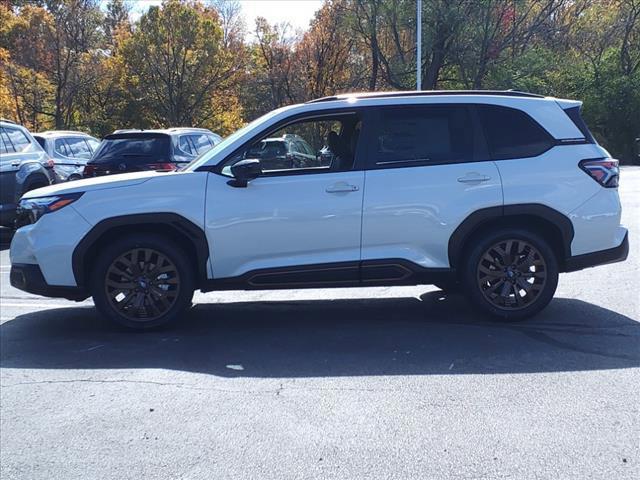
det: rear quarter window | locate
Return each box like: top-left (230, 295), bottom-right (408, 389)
top-left (478, 105), bottom-right (554, 160)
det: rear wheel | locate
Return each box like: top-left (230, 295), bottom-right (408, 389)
top-left (462, 228), bottom-right (558, 321)
top-left (91, 234), bottom-right (195, 329)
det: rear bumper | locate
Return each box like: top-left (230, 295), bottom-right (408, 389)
top-left (564, 231), bottom-right (629, 272)
top-left (10, 263), bottom-right (88, 301)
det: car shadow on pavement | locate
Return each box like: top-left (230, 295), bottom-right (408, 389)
top-left (1, 292), bottom-right (638, 377)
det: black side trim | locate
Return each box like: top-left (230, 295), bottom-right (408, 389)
top-left (201, 259), bottom-right (451, 292)
top-left (10, 264), bottom-right (88, 301)
top-left (72, 213), bottom-right (209, 288)
top-left (448, 204), bottom-right (575, 269)
top-left (564, 232), bottom-right (629, 272)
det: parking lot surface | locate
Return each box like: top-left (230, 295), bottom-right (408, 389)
top-left (1, 168), bottom-right (638, 479)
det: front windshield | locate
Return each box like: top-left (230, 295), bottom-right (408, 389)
top-left (184, 106), bottom-right (291, 171)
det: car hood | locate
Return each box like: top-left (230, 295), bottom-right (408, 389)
top-left (21, 171), bottom-right (166, 199)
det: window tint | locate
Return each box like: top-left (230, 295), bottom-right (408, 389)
top-left (55, 138), bottom-right (70, 157)
top-left (92, 135), bottom-right (171, 164)
top-left (178, 135), bottom-right (193, 155)
top-left (4, 127), bottom-right (32, 153)
top-left (226, 114), bottom-right (361, 174)
top-left (373, 106), bottom-right (473, 165)
top-left (34, 137), bottom-right (46, 149)
top-left (190, 134), bottom-right (213, 154)
top-left (66, 137), bottom-right (92, 159)
top-left (478, 105), bottom-right (554, 160)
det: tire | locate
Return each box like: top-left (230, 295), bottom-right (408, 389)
top-left (91, 233), bottom-right (195, 330)
top-left (461, 228), bottom-right (558, 321)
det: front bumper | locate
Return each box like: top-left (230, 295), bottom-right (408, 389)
top-left (564, 231), bottom-right (629, 272)
top-left (10, 263), bottom-right (88, 300)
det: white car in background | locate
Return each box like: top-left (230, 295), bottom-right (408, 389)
top-left (33, 130), bottom-right (101, 182)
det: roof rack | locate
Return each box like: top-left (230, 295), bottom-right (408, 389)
top-left (0, 118), bottom-right (18, 124)
top-left (307, 90), bottom-right (545, 103)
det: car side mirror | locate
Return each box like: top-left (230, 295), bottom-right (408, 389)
top-left (228, 158), bottom-right (262, 188)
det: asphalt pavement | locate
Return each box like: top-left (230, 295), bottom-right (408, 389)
top-left (1, 168), bottom-right (639, 479)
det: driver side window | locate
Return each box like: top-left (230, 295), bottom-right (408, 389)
top-left (225, 113), bottom-right (361, 176)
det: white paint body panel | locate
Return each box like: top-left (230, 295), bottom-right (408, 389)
top-left (205, 171), bottom-right (364, 278)
top-left (361, 162), bottom-right (503, 268)
top-left (495, 143), bottom-right (621, 255)
top-left (10, 205), bottom-right (92, 286)
top-left (569, 188), bottom-right (626, 255)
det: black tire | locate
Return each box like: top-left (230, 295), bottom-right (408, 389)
top-left (462, 228), bottom-right (558, 321)
top-left (91, 233), bottom-right (195, 330)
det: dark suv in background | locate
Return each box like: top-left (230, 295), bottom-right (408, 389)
top-left (83, 128), bottom-right (221, 177)
top-left (33, 130), bottom-right (101, 182)
top-left (0, 120), bottom-right (55, 228)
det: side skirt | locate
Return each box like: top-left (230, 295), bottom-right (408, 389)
top-left (200, 259), bottom-right (452, 292)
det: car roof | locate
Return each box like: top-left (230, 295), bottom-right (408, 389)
top-left (111, 127), bottom-right (215, 136)
top-left (34, 130), bottom-right (96, 138)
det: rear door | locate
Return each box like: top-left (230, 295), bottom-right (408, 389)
top-left (360, 104), bottom-right (503, 272)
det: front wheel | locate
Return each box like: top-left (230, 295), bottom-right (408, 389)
top-left (91, 234), bottom-right (195, 329)
top-left (462, 229), bottom-right (559, 321)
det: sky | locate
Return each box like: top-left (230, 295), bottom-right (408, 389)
top-left (127, 0), bottom-right (324, 33)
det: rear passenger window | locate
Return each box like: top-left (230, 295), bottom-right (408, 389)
top-left (178, 135), bottom-right (193, 155)
top-left (55, 139), bottom-right (70, 157)
top-left (373, 106), bottom-right (473, 166)
top-left (189, 134), bottom-right (212, 154)
top-left (4, 128), bottom-right (31, 153)
top-left (66, 137), bottom-right (92, 159)
top-left (478, 105), bottom-right (554, 160)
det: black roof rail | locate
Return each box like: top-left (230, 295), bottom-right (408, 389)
top-left (306, 90), bottom-right (545, 103)
top-left (0, 118), bottom-right (18, 124)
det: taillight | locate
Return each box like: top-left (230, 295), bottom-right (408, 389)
top-left (83, 164), bottom-right (96, 177)
top-left (579, 158), bottom-right (619, 188)
top-left (147, 163), bottom-right (177, 172)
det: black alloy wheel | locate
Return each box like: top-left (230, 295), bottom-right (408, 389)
top-left (104, 247), bottom-right (181, 322)
top-left (463, 228), bottom-right (559, 321)
top-left (92, 234), bottom-right (195, 329)
top-left (476, 239), bottom-right (547, 310)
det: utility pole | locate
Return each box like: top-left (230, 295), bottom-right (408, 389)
top-left (416, 0), bottom-right (422, 90)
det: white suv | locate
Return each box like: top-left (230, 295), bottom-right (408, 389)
top-left (9, 91), bottom-right (629, 329)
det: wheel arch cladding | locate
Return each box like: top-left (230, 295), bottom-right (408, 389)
top-left (72, 213), bottom-right (209, 289)
top-left (448, 204), bottom-right (574, 271)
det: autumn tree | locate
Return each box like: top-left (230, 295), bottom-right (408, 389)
top-left (120, 0), bottom-right (243, 132)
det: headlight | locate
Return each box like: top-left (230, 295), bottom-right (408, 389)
top-left (17, 192), bottom-right (84, 225)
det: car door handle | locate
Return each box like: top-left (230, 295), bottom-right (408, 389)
top-left (457, 173), bottom-right (491, 183)
top-left (326, 183), bottom-right (359, 193)
top-left (11, 161), bottom-right (20, 167)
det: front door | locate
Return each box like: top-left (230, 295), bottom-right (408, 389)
top-left (205, 112), bottom-right (366, 286)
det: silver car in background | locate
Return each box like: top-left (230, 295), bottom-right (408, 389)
top-left (33, 131), bottom-right (101, 182)
top-left (0, 119), bottom-right (55, 227)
